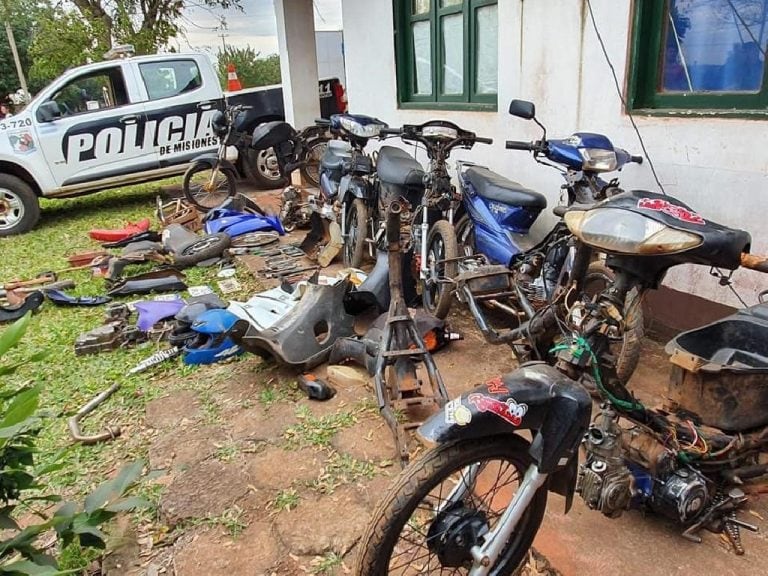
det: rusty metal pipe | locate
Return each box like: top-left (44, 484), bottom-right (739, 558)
top-left (68, 382), bottom-right (122, 445)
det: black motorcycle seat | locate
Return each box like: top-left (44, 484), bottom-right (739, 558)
top-left (376, 146), bottom-right (425, 186)
top-left (466, 166), bottom-right (547, 209)
top-left (552, 203), bottom-right (593, 217)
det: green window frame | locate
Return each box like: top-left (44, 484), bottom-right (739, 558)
top-left (629, 0), bottom-right (768, 118)
top-left (394, 0), bottom-right (498, 111)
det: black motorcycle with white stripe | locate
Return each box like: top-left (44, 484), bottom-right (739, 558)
top-left (356, 191), bottom-right (768, 574)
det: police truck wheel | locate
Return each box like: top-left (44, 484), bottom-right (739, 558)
top-left (0, 175), bottom-right (40, 236)
top-left (243, 147), bottom-right (288, 189)
top-left (183, 164), bottom-right (236, 211)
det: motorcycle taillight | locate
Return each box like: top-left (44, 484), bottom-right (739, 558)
top-left (332, 82), bottom-right (347, 114)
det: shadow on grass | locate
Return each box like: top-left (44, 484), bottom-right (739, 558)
top-left (38, 181), bottom-right (183, 230)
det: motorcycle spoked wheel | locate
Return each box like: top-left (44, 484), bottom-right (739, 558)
top-left (355, 435), bottom-right (547, 576)
top-left (582, 262), bottom-right (645, 384)
top-left (343, 199), bottom-right (369, 268)
top-left (183, 164), bottom-right (236, 211)
top-left (421, 220), bottom-right (459, 319)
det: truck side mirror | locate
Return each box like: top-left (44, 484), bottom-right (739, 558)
top-left (508, 100), bottom-right (536, 120)
top-left (37, 101), bottom-right (61, 123)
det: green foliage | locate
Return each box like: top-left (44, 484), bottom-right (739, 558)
top-left (217, 46), bottom-right (281, 90)
top-left (0, 315), bottom-right (147, 574)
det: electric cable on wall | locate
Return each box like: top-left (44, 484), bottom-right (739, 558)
top-left (585, 0), bottom-right (667, 196)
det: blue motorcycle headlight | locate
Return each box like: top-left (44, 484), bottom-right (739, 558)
top-left (579, 148), bottom-right (617, 172)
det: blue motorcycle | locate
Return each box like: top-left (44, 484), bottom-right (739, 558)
top-left (450, 100), bottom-right (645, 377)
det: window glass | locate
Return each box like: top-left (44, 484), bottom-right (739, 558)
top-left (661, 0), bottom-right (767, 93)
top-left (475, 4), bottom-right (498, 94)
top-left (413, 21), bottom-right (433, 95)
top-left (140, 60), bottom-right (202, 100)
top-left (442, 13), bottom-right (464, 94)
top-left (413, 0), bottom-right (430, 15)
top-left (50, 68), bottom-right (127, 116)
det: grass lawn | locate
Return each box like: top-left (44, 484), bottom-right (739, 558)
top-left (0, 182), bottom-right (266, 567)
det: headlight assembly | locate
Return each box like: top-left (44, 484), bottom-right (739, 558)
top-left (564, 208), bottom-right (703, 255)
top-left (339, 116), bottom-right (383, 138)
top-left (579, 148), bottom-right (617, 172)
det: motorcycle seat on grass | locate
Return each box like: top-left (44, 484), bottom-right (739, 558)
top-left (466, 166), bottom-right (547, 209)
top-left (376, 146), bottom-right (425, 186)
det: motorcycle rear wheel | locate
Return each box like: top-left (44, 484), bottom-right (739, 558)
top-left (422, 219), bottom-right (458, 319)
top-left (355, 435), bottom-right (547, 576)
top-left (343, 198), bottom-right (369, 268)
top-left (183, 164), bottom-right (236, 211)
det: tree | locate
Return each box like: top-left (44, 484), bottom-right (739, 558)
top-left (217, 45), bottom-right (281, 90)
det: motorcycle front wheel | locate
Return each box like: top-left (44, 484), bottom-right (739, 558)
top-left (355, 435), bottom-right (547, 576)
top-left (183, 164), bottom-right (236, 210)
top-left (422, 219), bottom-right (458, 319)
top-left (343, 198), bottom-right (369, 268)
top-left (300, 137), bottom-right (329, 188)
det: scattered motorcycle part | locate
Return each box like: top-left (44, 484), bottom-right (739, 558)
top-left (68, 381), bottom-right (122, 445)
top-left (183, 162), bottom-right (237, 210)
top-left (214, 193), bottom-right (267, 217)
top-left (74, 321), bottom-right (139, 355)
top-left (217, 278), bottom-right (241, 294)
top-left (101, 230), bottom-right (161, 249)
top-left (317, 220), bottom-right (344, 268)
top-left (0, 279), bottom-right (76, 300)
top-left (157, 197), bottom-right (202, 231)
top-left (0, 291), bottom-right (44, 323)
top-left (44, 289), bottom-right (111, 307)
top-left (187, 285), bottom-right (215, 297)
top-left (374, 201), bottom-right (449, 466)
top-left (297, 373), bottom-right (337, 401)
top-left (162, 224), bottom-right (231, 268)
top-left (89, 218), bottom-right (151, 242)
top-left (3, 271), bottom-right (57, 291)
top-left (217, 268), bottom-right (237, 278)
top-left (229, 278), bottom-right (360, 370)
top-left (228, 284), bottom-right (301, 332)
top-left (183, 309), bottom-right (243, 365)
top-left (66, 250), bottom-right (109, 267)
top-left (134, 299), bottom-right (186, 332)
top-left (230, 231), bottom-right (280, 248)
top-left (107, 269), bottom-right (188, 297)
top-left (128, 346), bottom-right (182, 375)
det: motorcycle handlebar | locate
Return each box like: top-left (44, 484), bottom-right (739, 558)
top-left (630, 154), bottom-right (644, 164)
top-left (475, 137), bottom-right (493, 145)
top-left (741, 253), bottom-right (768, 274)
top-left (379, 127), bottom-right (402, 136)
top-left (505, 140), bottom-right (536, 151)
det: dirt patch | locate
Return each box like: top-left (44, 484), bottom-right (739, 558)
top-left (245, 445), bottom-right (328, 490)
top-left (228, 401), bottom-right (299, 442)
top-left (148, 425), bottom-right (227, 471)
top-left (174, 522), bottom-right (280, 576)
top-left (145, 391), bottom-right (201, 429)
top-left (331, 418), bottom-right (396, 463)
top-left (273, 486), bottom-right (370, 556)
top-left (159, 459), bottom-right (251, 526)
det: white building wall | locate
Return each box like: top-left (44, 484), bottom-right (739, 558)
top-left (340, 0), bottom-right (768, 307)
top-left (316, 30), bottom-right (346, 84)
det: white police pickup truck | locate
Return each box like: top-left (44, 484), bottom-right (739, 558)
top-left (0, 51), bottom-right (345, 236)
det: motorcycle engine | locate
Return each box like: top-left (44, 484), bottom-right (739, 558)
top-left (649, 468), bottom-right (709, 523)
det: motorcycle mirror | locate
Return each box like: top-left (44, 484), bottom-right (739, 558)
top-left (508, 99), bottom-right (536, 120)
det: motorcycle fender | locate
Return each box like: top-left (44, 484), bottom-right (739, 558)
top-left (339, 175), bottom-right (367, 203)
top-left (418, 363), bottom-right (591, 475)
top-left (190, 154), bottom-right (237, 175)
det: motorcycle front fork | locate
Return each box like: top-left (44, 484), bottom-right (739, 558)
top-left (437, 461), bottom-right (548, 575)
top-left (417, 206), bottom-right (454, 281)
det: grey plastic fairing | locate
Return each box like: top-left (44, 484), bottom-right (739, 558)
top-left (229, 278), bottom-right (359, 370)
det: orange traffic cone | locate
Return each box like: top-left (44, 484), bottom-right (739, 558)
top-left (227, 63), bottom-right (242, 91)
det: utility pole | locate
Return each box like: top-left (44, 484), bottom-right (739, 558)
top-left (2, 0), bottom-right (27, 98)
top-left (218, 33), bottom-right (228, 53)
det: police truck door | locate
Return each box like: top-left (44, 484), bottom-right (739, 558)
top-left (34, 63), bottom-right (154, 190)
top-left (133, 58), bottom-right (221, 168)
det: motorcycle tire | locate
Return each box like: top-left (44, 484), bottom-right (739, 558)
top-left (584, 262), bottom-right (645, 383)
top-left (355, 435), bottom-right (547, 576)
top-left (422, 219), bottom-right (458, 319)
top-left (343, 198), bottom-right (369, 268)
top-left (455, 213), bottom-right (475, 257)
top-left (183, 164), bottom-right (237, 211)
top-left (172, 233), bottom-right (231, 268)
top-left (300, 137), bottom-right (329, 188)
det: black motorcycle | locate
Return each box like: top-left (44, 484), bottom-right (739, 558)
top-left (356, 190), bottom-right (768, 574)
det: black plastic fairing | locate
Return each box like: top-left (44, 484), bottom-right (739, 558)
top-left (418, 363), bottom-right (591, 474)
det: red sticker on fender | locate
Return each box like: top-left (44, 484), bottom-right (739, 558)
top-left (468, 393), bottom-right (528, 426)
top-left (485, 376), bottom-right (509, 395)
top-left (637, 198), bottom-right (705, 225)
